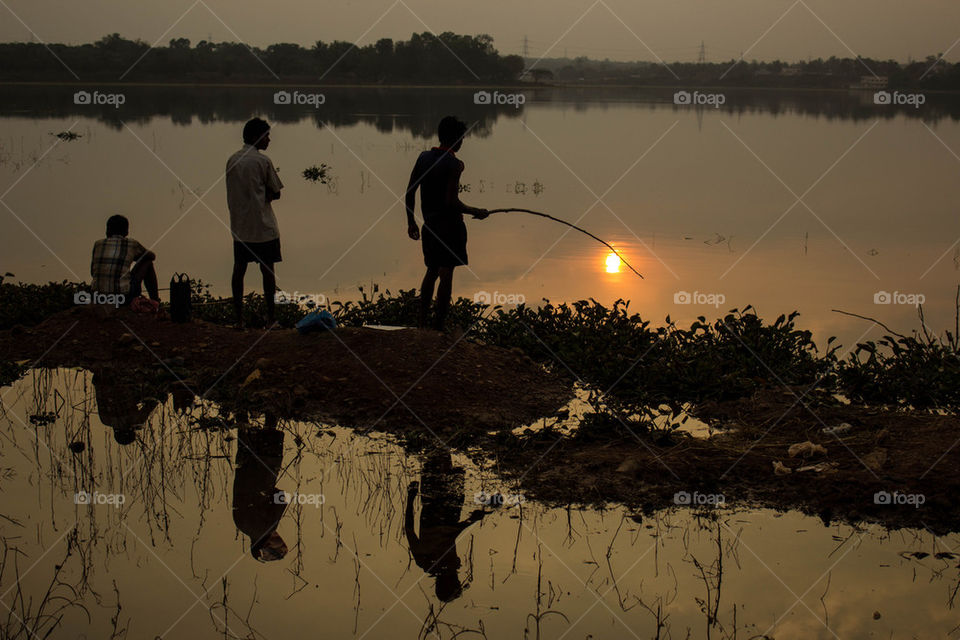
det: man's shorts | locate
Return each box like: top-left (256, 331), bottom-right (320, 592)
top-left (233, 238), bottom-right (282, 266)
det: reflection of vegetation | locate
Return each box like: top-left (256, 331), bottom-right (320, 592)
top-left (0, 85), bottom-right (524, 139)
top-left (302, 163), bottom-right (331, 184)
top-left (0, 530), bottom-right (97, 640)
top-left (52, 131), bottom-right (81, 141)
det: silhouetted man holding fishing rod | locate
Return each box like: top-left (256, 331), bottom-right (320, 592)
top-left (405, 116), bottom-right (488, 331)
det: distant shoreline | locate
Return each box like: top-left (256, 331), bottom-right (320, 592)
top-left (2, 81), bottom-right (959, 95)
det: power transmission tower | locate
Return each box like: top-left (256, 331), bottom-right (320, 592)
top-left (522, 35), bottom-right (529, 57)
top-left (697, 41), bottom-right (706, 64)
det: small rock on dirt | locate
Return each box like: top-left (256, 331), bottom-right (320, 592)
top-left (788, 441), bottom-right (827, 458)
top-left (241, 369), bottom-right (261, 387)
top-left (863, 448), bottom-right (887, 471)
top-left (773, 460), bottom-right (792, 475)
top-left (796, 461), bottom-right (839, 474)
top-left (822, 423), bottom-right (852, 436)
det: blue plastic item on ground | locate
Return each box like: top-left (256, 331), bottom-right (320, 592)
top-left (295, 309), bottom-right (337, 334)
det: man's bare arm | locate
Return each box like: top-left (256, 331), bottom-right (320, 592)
top-left (405, 165), bottom-right (421, 240)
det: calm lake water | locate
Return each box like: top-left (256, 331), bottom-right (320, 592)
top-left (3, 87), bottom-right (960, 638)
top-left (2, 85), bottom-right (960, 347)
top-left (2, 368), bottom-right (960, 639)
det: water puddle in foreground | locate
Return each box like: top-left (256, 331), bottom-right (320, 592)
top-left (1, 369), bottom-right (958, 639)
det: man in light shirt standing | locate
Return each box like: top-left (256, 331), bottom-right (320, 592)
top-left (226, 117), bottom-right (284, 327)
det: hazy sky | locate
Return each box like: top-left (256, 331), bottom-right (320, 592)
top-left (2, 0), bottom-right (959, 63)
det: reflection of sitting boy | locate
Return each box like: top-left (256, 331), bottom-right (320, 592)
top-left (92, 372), bottom-right (161, 445)
top-left (90, 214), bottom-right (160, 304)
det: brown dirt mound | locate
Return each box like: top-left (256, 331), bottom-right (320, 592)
top-left (0, 307), bottom-right (572, 436)
top-left (498, 389), bottom-right (960, 532)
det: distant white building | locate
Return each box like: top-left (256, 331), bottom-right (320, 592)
top-left (853, 75), bottom-right (888, 90)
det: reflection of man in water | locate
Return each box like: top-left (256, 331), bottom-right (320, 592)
top-left (92, 370), bottom-right (162, 445)
top-left (232, 418), bottom-right (288, 562)
top-left (404, 449), bottom-right (487, 602)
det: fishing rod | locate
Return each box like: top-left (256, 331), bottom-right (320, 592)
top-left (483, 208), bottom-right (644, 279)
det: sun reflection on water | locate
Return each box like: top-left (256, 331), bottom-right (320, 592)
top-left (605, 252), bottom-right (622, 274)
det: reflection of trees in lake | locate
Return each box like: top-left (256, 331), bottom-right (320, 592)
top-left (0, 86), bottom-right (524, 138)
top-left (1, 86), bottom-right (956, 136)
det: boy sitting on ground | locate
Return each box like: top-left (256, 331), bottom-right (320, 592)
top-left (90, 214), bottom-right (160, 305)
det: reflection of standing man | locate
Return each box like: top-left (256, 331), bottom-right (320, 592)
top-left (404, 449), bottom-right (487, 602)
top-left (226, 118), bottom-right (284, 327)
top-left (232, 418), bottom-right (288, 561)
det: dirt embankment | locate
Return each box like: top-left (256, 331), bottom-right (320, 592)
top-left (497, 390), bottom-right (960, 532)
top-left (0, 307), bottom-right (572, 436)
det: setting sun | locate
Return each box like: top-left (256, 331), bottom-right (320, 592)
top-left (604, 252), bottom-right (622, 274)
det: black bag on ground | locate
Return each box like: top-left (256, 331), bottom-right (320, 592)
top-left (169, 273), bottom-right (192, 323)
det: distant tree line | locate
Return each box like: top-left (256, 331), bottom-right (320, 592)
top-left (545, 55), bottom-right (960, 90)
top-left (2, 32), bottom-right (959, 90)
top-left (0, 32), bottom-right (526, 83)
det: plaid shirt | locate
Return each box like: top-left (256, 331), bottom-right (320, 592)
top-left (90, 236), bottom-right (147, 295)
